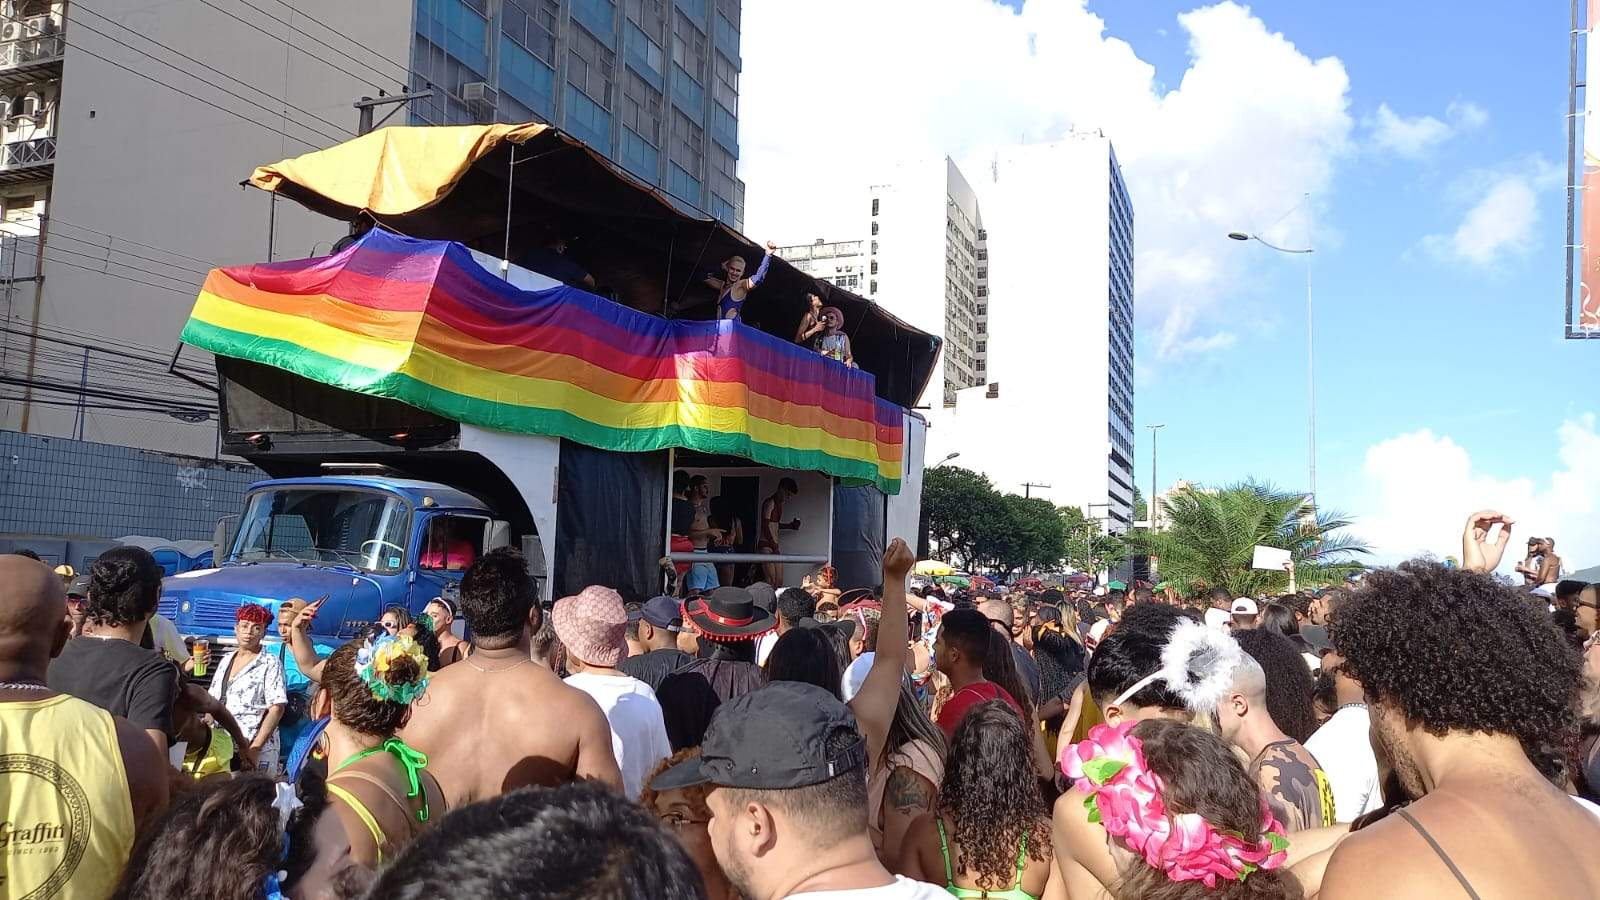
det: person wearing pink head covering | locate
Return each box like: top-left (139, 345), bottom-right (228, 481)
top-left (553, 586), bottom-right (672, 799)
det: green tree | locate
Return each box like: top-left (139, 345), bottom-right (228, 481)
top-left (1061, 506), bottom-right (1127, 575)
top-left (976, 494), bottom-right (1067, 580)
top-left (921, 466), bottom-right (1007, 567)
top-left (1127, 481), bottom-right (1367, 596)
top-left (1132, 486), bottom-right (1147, 523)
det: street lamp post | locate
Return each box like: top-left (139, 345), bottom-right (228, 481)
top-left (1228, 194), bottom-right (1316, 509)
top-left (1146, 424), bottom-right (1165, 531)
top-left (933, 452), bottom-right (961, 468)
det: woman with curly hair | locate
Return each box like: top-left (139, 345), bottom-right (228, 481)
top-left (900, 700), bottom-right (1053, 898)
top-left (642, 749), bottom-right (737, 900)
top-left (111, 771), bottom-right (366, 900)
top-left (1062, 718), bottom-right (1302, 900)
top-left (1232, 629), bottom-right (1318, 744)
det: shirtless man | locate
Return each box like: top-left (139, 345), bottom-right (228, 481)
top-left (758, 478), bottom-right (801, 585)
top-left (684, 476), bottom-right (724, 595)
top-left (1319, 557), bottom-right (1600, 898)
top-left (401, 548), bottom-right (621, 806)
top-left (1516, 536), bottom-right (1561, 589)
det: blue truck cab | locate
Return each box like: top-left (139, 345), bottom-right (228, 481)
top-left (159, 475), bottom-right (509, 686)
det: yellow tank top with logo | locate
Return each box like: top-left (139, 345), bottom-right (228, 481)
top-left (0, 694), bottom-right (135, 900)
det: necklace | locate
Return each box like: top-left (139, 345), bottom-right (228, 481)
top-left (0, 681), bottom-right (50, 691)
top-left (1336, 702), bottom-right (1368, 712)
top-left (464, 650), bottom-right (534, 674)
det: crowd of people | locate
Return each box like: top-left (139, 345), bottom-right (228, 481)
top-left (6, 509), bottom-right (1600, 898)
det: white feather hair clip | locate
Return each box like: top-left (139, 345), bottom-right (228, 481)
top-left (1111, 619), bottom-right (1244, 714)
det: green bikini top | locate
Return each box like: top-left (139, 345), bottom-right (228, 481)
top-left (935, 817), bottom-right (1038, 900)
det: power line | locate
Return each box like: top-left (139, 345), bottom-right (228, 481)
top-left (39, 253), bottom-right (199, 295)
top-left (192, 0), bottom-right (406, 96)
top-left (10, 229), bottom-right (213, 280)
top-left (67, 22), bottom-right (351, 148)
top-left (62, 40), bottom-right (327, 150)
top-left (72, 7), bottom-right (356, 145)
top-left (253, 0), bottom-right (414, 84)
top-left (43, 244), bottom-right (202, 289)
top-left (1, 213), bottom-right (222, 270)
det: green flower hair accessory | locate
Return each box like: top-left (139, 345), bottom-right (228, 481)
top-left (354, 633), bottom-right (430, 705)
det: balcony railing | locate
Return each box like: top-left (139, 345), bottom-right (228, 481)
top-left (2, 135), bottom-right (54, 168)
top-left (0, 34), bottom-right (64, 70)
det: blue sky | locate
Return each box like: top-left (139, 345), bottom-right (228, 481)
top-left (742, 1), bottom-right (1598, 566)
top-left (1090, 1), bottom-right (1592, 562)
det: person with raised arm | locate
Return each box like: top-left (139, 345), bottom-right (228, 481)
top-left (707, 241), bottom-right (778, 322)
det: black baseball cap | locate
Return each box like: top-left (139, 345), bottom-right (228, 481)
top-left (746, 581), bottom-right (777, 614)
top-left (651, 681), bottom-right (867, 791)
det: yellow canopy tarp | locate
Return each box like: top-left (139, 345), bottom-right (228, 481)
top-left (249, 122), bottom-right (550, 217)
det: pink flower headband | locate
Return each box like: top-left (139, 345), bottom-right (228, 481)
top-left (1060, 722), bottom-right (1289, 888)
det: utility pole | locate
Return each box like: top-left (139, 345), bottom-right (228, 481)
top-left (354, 90), bottom-right (436, 135)
top-left (1022, 482), bottom-right (1051, 499)
top-left (1146, 424), bottom-right (1165, 530)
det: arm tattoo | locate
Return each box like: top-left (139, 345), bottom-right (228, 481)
top-left (887, 766), bottom-right (934, 813)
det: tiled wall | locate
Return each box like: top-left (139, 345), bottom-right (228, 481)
top-left (0, 430), bottom-right (262, 541)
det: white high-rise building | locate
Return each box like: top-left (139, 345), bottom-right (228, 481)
top-left (775, 239), bottom-right (868, 295)
top-left (865, 158), bottom-right (988, 407)
top-left (925, 132), bottom-right (1135, 530)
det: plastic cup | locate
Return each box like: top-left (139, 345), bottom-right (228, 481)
top-left (193, 639), bottom-right (209, 678)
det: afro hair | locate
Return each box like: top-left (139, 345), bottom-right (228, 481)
top-left (1331, 561), bottom-right (1582, 754)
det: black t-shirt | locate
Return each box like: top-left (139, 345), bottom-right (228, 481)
top-left (619, 648), bottom-right (691, 693)
top-left (47, 636), bottom-right (179, 740)
top-left (670, 497), bottom-right (695, 536)
top-left (1010, 641), bottom-right (1041, 703)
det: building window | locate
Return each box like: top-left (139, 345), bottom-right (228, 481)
top-left (870, 260), bottom-right (878, 274)
top-left (977, 268), bottom-right (986, 279)
top-left (671, 108), bottom-right (704, 177)
top-left (673, 11), bottom-right (707, 82)
top-left (622, 70), bottom-right (663, 143)
top-left (976, 286), bottom-right (986, 297)
top-left (871, 198), bottom-right (879, 216)
top-left (712, 52), bottom-right (738, 112)
top-left (870, 280), bottom-right (877, 293)
top-left (870, 240), bottom-right (878, 254)
top-left (627, 0), bottom-right (667, 34)
top-left (976, 228), bottom-right (987, 240)
top-left (567, 25), bottom-right (616, 108)
top-left (503, 0), bottom-right (559, 64)
top-left (976, 249), bottom-right (987, 260)
top-left (870, 221), bottom-right (878, 236)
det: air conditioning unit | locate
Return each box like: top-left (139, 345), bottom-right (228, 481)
top-left (460, 81), bottom-right (498, 110)
top-left (24, 16), bottom-right (53, 37)
top-left (0, 22), bottom-right (22, 42)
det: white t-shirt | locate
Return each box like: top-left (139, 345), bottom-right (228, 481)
top-left (756, 630), bottom-right (779, 666)
top-left (149, 613), bottom-right (191, 665)
top-left (787, 876), bottom-right (949, 899)
top-left (1305, 703), bottom-right (1383, 822)
top-left (564, 671), bottom-right (671, 800)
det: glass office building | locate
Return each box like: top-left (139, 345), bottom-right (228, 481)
top-left (411, 0), bottom-right (744, 228)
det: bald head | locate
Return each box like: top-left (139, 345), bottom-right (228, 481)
top-left (0, 555), bottom-right (69, 673)
top-left (978, 597), bottom-right (1013, 631)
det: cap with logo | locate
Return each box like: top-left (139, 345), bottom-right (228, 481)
top-left (650, 681), bottom-right (867, 791)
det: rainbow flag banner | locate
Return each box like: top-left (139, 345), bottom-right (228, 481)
top-left (181, 229), bottom-right (905, 493)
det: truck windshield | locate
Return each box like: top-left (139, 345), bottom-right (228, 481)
top-left (233, 488), bottom-right (410, 574)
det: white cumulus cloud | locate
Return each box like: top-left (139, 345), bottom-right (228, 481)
top-left (1353, 415), bottom-right (1600, 574)
top-left (1366, 100), bottom-right (1487, 159)
top-left (739, 0), bottom-right (1353, 361)
top-left (1419, 156), bottom-right (1559, 267)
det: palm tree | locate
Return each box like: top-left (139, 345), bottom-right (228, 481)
top-left (1129, 481), bottom-right (1368, 596)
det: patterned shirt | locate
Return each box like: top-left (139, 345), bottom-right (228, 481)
top-left (209, 647), bottom-right (288, 752)
top-left (1250, 738), bottom-right (1336, 830)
